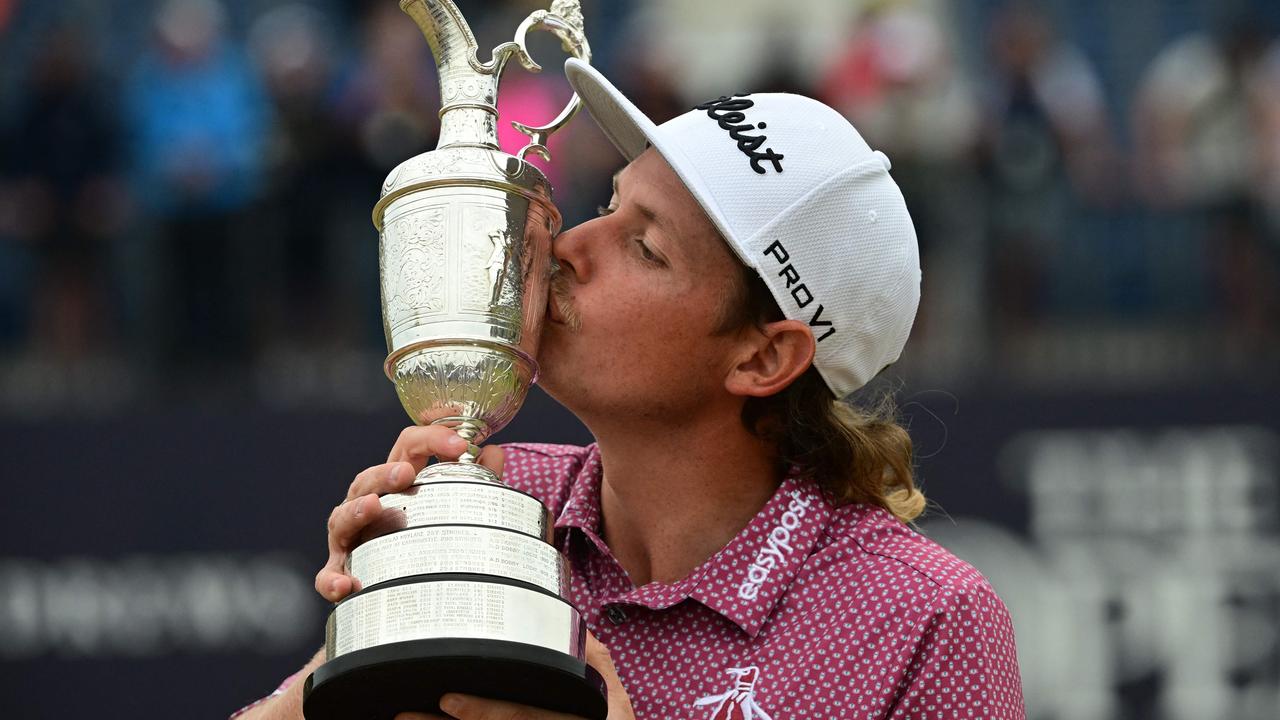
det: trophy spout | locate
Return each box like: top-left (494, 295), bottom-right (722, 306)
top-left (398, 0), bottom-right (477, 78)
top-left (400, 0), bottom-right (505, 149)
top-left (400, 0), bottom-right (590, 156)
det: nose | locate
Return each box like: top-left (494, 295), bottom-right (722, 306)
top-left (550, 218), bottom-right (597, 284)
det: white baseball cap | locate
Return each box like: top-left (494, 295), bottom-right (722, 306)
top-left (563, 59), bottom-right (921, 397)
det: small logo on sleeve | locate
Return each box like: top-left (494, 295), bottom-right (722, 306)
top-left (693, 666), bottom-right (774, 720)
top-left (693, 94), bottom-right (784, 174)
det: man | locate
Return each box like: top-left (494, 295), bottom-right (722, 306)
top-left (236, 60), bottom-right (1025, 720)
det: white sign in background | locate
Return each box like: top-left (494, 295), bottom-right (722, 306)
top-left (924, 426), bottom-right (1280, 720)
top-left (0, 554), bottom-right (318, 658)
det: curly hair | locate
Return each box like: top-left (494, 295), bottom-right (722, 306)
top-left (717, 268), bottom-right (926, 524)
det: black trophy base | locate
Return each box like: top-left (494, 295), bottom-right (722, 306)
top-left (302, 638), bottom-right (608, 720)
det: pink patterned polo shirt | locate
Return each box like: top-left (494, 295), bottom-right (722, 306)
top-left (502, 443), bottom-right (1024, 720)
top-left (235, 442), bottom-right (1024, 719)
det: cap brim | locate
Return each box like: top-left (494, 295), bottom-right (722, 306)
top-left (564, 58), bottom-right (655, 161)
top-left (564, 59), bottom-right (754, 269)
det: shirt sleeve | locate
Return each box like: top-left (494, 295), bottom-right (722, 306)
top-left (888, 581), bottom-right (1026, 720)
top-left (228, 669), bottom-right (302, 719)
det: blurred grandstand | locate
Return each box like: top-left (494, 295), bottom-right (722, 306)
top-left (0, 0), bottom-right (1276, 412)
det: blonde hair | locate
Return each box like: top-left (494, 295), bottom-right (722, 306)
top-left (722, 271), bottom-right (926, 524)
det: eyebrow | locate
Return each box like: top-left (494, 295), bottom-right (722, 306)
top-left (613, 168), bottom-right (680, 248)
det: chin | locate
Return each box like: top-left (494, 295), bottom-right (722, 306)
top-left (535, 373), bottom-right (592, 425)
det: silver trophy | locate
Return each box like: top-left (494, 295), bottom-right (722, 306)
top-left (302, 1), bottom-right (604, 718)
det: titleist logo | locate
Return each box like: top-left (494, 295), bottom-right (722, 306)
top-left (693, 94), bottom-right (784, 174)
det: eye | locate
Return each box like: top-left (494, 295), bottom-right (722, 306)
top-left (596, 204), bottom-right (616, 217)
top-left (634, 237), bottom-right (665, 266)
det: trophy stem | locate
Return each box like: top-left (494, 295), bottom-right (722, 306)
top-left (445, 419), bottom-right (484, 464)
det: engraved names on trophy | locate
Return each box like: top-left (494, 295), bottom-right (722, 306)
top-left (328, 581), bottom-right (578, 658)
top-left (349, 525), bottom-right (565, 593)
top-left (379, 482), bottom-right (549, 539)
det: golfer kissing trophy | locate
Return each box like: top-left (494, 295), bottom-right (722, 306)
top-left (301, 1), bottom-right (605, 718)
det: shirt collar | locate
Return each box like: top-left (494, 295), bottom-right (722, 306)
top-left (553, 449), bottom-right (834, 638)
top-left (553, 444), bottom-right (609, 551)
top-left (685, 475), bottom-right (832, 637)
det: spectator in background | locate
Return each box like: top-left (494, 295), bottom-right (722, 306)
top-left (819, 0), bottom-right (982, 372)
top-left (820, 0), bottom-right (979, 176)
top-left (246, 3), bottom-right (346, 351)
top-left (330, 0), bottom-right (439, 179)
top-left (980, 1), bottom-right (1115, 331)
top-left (554, 29), bottom-right (687, 226)
top-left (125, 0), bottom-right (269, 378)
top-left (1259, 43), bottom-right (1280, 239)
top-left (0, 23), bottom-right (127, 359)
top-left (319, 0), bottom-right (443, 350)
top-left (1132, 16), bottom-right (1280, 355)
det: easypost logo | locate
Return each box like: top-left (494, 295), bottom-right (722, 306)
top-left (738, 490), bottom-right (812, 600)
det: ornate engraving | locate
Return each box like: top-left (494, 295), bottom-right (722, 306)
top-left (384, 208), bottom-right (447, 327)
top-left (455, 207), bottom-right (522, 320)
top-left (391, 346), bottom-right (531, 436)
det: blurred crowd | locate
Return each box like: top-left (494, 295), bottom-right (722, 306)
top-left (0, 0), bottom-right (1278, 413)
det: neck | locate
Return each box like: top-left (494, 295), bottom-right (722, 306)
top-left (587, 402), bottom-right (781, 587)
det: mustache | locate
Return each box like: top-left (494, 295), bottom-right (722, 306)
top-left (549, 266), bottom-right (582, 332)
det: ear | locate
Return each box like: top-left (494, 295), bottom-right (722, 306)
top-left (724, 319), bottom-right (816, 398)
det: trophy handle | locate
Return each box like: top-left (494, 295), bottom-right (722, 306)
top-left (507, 0), bottom-right (592, 162)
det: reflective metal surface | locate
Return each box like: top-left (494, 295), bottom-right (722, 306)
top-left (370, 481), bottom-right (553, 542)
top-left (376, 0), bottom-right (589, 444)
top-left (327, 580), bottom-right (584, 660)
top-left (349, 525), bottom-right (567, 594)
top-left (318, 0), bottom-right (594, 690)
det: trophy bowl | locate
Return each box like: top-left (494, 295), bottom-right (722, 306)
top-left (302, 1), bottom-right (605, 718)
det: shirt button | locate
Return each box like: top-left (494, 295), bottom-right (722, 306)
top-left (605, 606), bottom-right (628, 625)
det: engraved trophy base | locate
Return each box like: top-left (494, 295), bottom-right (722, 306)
top-left (302, 637), bottom-right (607, 720)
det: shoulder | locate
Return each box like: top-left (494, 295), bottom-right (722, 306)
top-left (498, 442), bottom-right (597, 516)
top-left (757, 504), bottom-right (1023, 716)
top-left (824, 510), bottom-right (1024, 715)
top-left (814, 504), bottom-right (1007, 617)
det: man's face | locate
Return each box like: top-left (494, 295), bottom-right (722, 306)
top-left (538, 149), bottom-right (747, 423)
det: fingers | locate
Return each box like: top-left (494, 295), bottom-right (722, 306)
top-left (316, 427), bottom-right (504, 604)
top-left (387, 426), bottom-right (473, 470)
top-left (434, 693), bottom-right (584, 720)
top-left (346, 460), bottom-right (416, 501)
top-left (315, 491), bottom-right (380, 602)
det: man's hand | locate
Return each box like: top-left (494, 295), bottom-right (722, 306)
top-left (315, 426), bottom-right (506, 602)
top-left (393, 634), bottom-right (636, 720)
